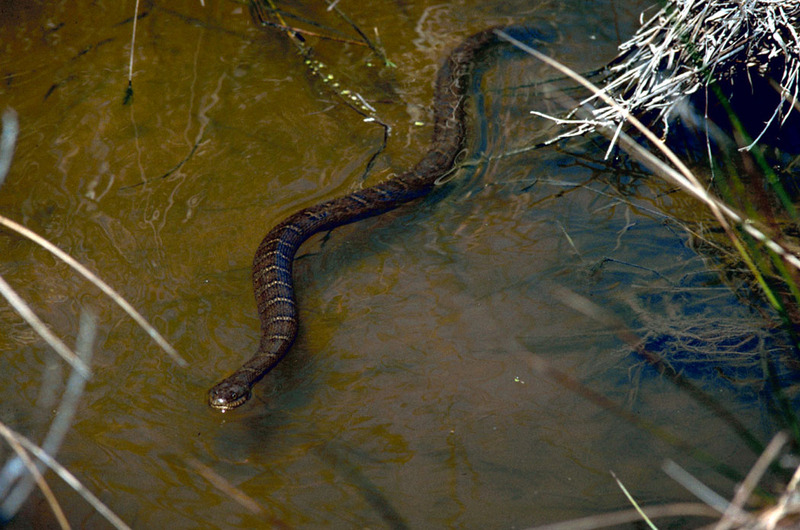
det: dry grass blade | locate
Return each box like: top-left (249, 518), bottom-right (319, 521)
top-left (0, 215), bottom-right (185, 367)
top-left (715, 431), bottom-right (790, 529)
top-left (530, 440), bottom-right (800, 529)
top-left (0, 275), bottom-right (89, 377)
top-left (758, 461), bottom-right (800, 527)
top-left (611, 471), bottom-right (658, 529)
top-left (0, 424), bottom-right (131, 530)
top-left (0, 422), bottom-right (69, 529)
top-left (0, 313), bottom-right (95, 520)
top-left (525, 502), bottom-right (720, 529)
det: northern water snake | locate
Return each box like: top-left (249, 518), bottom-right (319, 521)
top-left (208, 25), bottom-right (548, 411)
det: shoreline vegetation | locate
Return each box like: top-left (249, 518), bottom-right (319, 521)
top-left (521, 0), bottom-right (800, 527)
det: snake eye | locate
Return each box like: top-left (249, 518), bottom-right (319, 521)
top-left (208, 383), bottom-right (251, 411)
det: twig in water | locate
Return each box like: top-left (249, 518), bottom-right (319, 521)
top-left (323, 0), bottom-right (395, 67)
top-left (124, 0), bottom-right (140, 105)
top-left (254, 18), bottom-right (368, 46)
top-left (185, 458), bottom-right (263, 515)
top-left (249, 0), bottom-right (391, 182)
top-left (185, 457), bottom-right (295, 528)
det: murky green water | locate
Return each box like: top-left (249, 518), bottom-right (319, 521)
top-left (0, 0), bottom-right (795, 528)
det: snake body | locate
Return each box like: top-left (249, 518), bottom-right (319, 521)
top-left (208, 27), bottom-right (527, 411)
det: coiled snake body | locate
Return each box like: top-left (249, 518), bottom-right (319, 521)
top-left (208, 26), bottom-right (540, 411)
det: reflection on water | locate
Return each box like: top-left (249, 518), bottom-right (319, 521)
top-left (0, 0), bottom-right (794, 528)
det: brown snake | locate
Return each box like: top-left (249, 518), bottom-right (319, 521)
top-left (208, 26), bottom-right (547, 411)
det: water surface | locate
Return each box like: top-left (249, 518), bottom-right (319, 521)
top-left (0, 0), bottom-right (793, 528)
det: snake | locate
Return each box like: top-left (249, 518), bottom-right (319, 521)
top-left (208, 25), bottom-right (550, 411)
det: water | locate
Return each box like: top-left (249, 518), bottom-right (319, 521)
top-left (0, 0), bottom-right (794, 528)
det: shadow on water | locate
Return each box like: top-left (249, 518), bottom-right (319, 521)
top-left (1, 0), bottom-right (798, 528)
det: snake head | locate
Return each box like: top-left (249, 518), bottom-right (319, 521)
top-left (208, 380), bottom-right (252, 412)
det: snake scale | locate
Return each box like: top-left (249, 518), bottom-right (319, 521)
top-left (208, 25), bottom-right (545, 411)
